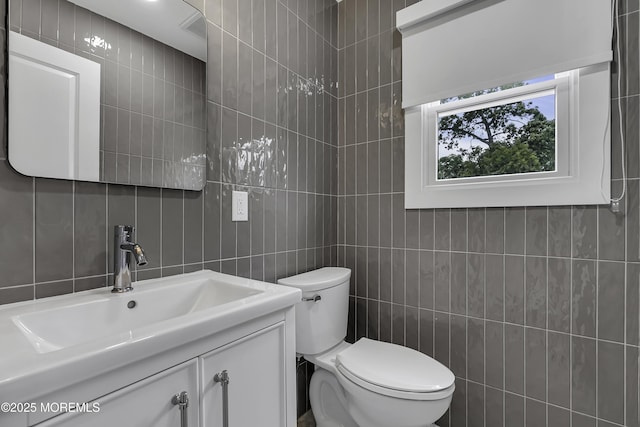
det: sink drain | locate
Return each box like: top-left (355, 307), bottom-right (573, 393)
top-left (127, 300), bottom-right (137, 309)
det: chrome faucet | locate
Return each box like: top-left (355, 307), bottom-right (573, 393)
top-left (113, 225), bottom-right (147, 293)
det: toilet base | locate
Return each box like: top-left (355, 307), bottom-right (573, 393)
top-left (309, 366), bottom-right (449, 427)
top-left (303, 409), bottom-right (439, 427)
top-left (310, 368), bottom-right (358, 427)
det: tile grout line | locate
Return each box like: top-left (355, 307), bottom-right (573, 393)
top-left (623, 140), bottom-right (629, 426)
top-left (105, 184), bottom-right (110, 283)
top-left (432, 213), bottom-right (436, 371)
top-left (71, 182), bottom-right (76, 292)
top-left (31, 177), bottom-right (35, 299)
top-left (416, 205), bottom-right (421, 353)
top-left (483, 207), bottom-right (488, 427)
top-left (569, 205), bottom-right (574, 426)
top-left (595, 205), bottom-right (600, 421)
top-left (202, 179), bottom-right (205, 269)
top-left (523, 207), bottom-right (527, 424)
top-left (133, 186), bottom-right (138, 278)
top-left (545, 206), bottom-right (550, 425)
top-left (182, 189), bottom-right (185, 274)
top-left (502, 207), bottom-right (506, 426)
top-left (448, 208), bottom-right (452, 402)
top-left (336, 295), bottom-right (635, 347)
top-left (337, 243), bottom-right (627, 263)
top-left (464, 209), bottom-right (469, 426)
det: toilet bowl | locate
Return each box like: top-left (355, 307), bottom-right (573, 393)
top-left (278, 268), bottom-right (455, 427)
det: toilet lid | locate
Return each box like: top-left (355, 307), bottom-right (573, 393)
top-left (335, 338), bottom-right (455, 393)
top-left (277, 267), bottom-right (351, 292)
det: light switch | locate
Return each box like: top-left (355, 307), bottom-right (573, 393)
top-left (232, 190), bottom-right (248, 221)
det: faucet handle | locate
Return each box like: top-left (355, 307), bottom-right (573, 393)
top-left (115, 224), bottom-right (134, 238)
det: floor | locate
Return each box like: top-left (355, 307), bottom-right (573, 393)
top-left (297, 410), bottom-right (316, 427)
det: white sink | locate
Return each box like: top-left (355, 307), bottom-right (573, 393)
top-left (0, 270), bottom-right (301, 405)
top-left (12, 276), bottom-right (262, 353)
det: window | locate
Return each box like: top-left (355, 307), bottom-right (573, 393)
top-left (397, 0), bottom-right (612, 208)
top-left (429, 74), bottom-right (570, 186)
top-left (438, 96), bottom-right (556, 179)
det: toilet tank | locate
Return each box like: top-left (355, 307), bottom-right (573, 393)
top-left (278, 267), bottom-right (351, 355)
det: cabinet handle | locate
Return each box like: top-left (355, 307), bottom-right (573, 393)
top-left (213, 370), bottom-right (230, 427)
top-left (172, 391), bottom-right (189, 427)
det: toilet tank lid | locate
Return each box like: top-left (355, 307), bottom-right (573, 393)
top-left (336, 338), bottom-right (455, 393)
top-left (277, 267), bottom-right (351, 292)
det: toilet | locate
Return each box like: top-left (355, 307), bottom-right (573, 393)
top-left (278, 267), bottom-right (455, 427)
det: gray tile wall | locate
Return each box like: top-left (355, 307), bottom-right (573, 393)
top-left (337, 0), bottom-right (640, 426)
top-left (10, 0), bottom-right (207, 190)
top-left (0, 0), bottom-right (338, 335)
top-left (1, 0), bottom-right (338, 419)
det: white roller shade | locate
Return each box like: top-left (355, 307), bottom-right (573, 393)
top-left (397, 0), bottom-right (613, 108)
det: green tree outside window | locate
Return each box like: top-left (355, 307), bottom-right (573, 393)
top-left (437, 84), bottom-right (556, 180)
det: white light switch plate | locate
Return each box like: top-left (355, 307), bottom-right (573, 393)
top-left (232, 191), bottom-right (248, 221)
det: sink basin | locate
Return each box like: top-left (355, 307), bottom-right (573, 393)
top-left (12, 275), bottom-right (262, 353)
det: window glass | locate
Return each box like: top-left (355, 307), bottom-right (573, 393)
top-left (437, 87), bottom-right (556, 180)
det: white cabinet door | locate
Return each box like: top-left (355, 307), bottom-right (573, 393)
top-left (200, 324), bottom-right (286, 427)
top-left (40, 359), bottom-right (198, 427)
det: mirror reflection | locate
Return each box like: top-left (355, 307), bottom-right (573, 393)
top-left (8, 0), bottom-right (207, 190)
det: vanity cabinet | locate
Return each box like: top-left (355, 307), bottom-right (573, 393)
top-left (40, 360), bottom-right (199, 427)
top-left (27, 314), bottom-right (294, 427)
top-left (200, 324), bottom-right (286, 427)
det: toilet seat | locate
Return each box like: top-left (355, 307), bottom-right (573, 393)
top-left (335, 338), bottom-right (455, 401)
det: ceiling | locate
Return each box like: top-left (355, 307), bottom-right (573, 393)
top-left (69, 0), bottom-right (206, 62)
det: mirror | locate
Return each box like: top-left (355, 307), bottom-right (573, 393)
top-left (8, 0), bottom-right (207, 191)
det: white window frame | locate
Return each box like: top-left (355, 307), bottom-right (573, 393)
top-left (404, 63), bottom-right (611, 209)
